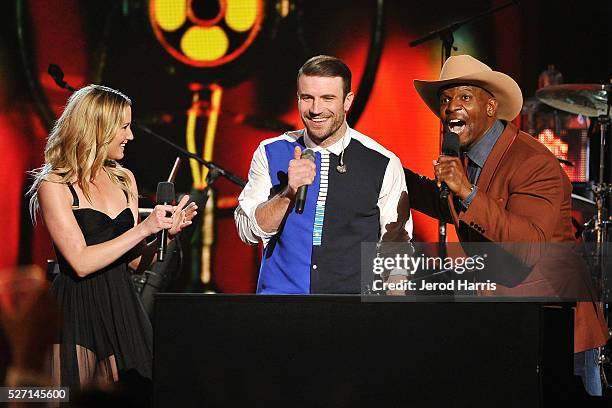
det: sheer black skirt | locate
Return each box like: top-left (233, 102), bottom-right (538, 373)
top-left (50, 264), bottom-right (152, 390)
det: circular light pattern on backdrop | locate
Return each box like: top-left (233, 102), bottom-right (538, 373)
top-left (150, 0), bottom-right (264, 67)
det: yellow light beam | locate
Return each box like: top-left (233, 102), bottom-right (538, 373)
top-left (200, 84), bottom-right (223, 285)
top-left (186, 90), bottom-right (203, 189)
top-left (201, 84), bottom-right (223, 186)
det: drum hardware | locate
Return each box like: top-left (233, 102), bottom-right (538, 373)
top-left (539, 82), bottom-right (612, 392)
top-left (538, 83), bottom-right (612, 305)
top-left (571, 193), bottom-right (596, 220)
top-left (536, 84), bottom-right (612, 119)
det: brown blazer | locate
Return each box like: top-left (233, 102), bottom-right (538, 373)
top-left (405, 122), bottom-right (608, 352)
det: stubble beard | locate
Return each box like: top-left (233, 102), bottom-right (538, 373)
top-left (304, 113), bottom-right (346, 146)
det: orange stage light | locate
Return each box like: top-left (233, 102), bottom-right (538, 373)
top-left (537, 128), bottom-right (587, 182)
top-left (537, 128), bottom-right (569, 159)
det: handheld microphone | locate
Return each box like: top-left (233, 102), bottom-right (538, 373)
top-left (156, 182), bottom-right (175, 262)
top-left (295, 149), bottom-right (315, 214)
top-left (440, 132), bottom-right (460, 199)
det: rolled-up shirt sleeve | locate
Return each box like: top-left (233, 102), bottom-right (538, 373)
top-left (234, 143), bottom-right (278, 245)
top-left (377, 155), bottom-right (413, 277)
top-left (378, 154), bottom-right (413, 242)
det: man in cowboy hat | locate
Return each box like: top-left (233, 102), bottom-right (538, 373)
top-left (405, 55), bottom-right (608, 395)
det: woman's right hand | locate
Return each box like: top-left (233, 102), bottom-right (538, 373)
top-left (140, 205), bottom-right (175, 236)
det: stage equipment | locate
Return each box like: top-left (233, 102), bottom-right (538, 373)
top-left (572, 193), bottom-right (597, 221)
top-left (133, 158), bottom-right (188, 317)
top-left (156, 181), bottom-right (175, 262)
top-left (439, 132), bottom-right (460, 199)
top-left (149, 0), bottom-right (264, 68)
top-left (132, 238), bottom-right (182, 319)
top-left (145, 0), bottom-right (281, 86)
top-left (409, 0), bottom-right (520, 255)
top-left (154, 295), bottom-right (582, 407)
top-left (537, 83), bottom-right (612, 300)
top-left (537, 84), bottom-right (611, 119)
top-left (538, 82), bottom-right (612, 389)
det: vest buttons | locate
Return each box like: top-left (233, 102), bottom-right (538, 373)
top-left (312, 264), bottom-right (318, 270)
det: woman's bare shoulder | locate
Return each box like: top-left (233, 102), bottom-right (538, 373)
top-left (122, 167), bottom-right (139, 194)
top-left (122, 167), bottom-right (135, 181)
top-left (37, 174), bottom-right (72, 204)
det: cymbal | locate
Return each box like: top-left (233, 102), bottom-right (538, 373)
top-left (571, 193), bottom-right (596, 219)
top-left (536, 84), bottom-right (611, 117)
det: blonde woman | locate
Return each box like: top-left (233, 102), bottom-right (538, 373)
top-left (28, 85), bottom-right (197, 390)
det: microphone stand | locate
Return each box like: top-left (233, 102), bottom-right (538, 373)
top-left (135, 123), bottom-right (246, 188)
top-left (409, 0), bottom-right (519, 257)
top-left (409, 0), bottom-right (519, 58)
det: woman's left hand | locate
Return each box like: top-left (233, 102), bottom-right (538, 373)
top-left (168, 195), bottom-right (198, 238)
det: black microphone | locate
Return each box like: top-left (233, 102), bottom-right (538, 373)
top-left (47, 64), bottom-right (77, 91)
top-left (439, 132), bottom-right (460, 199)
top-left (48, 64), bottom-right (66, 87)
top-left (295, 149), bottom-right (315, 214)
top-left (156, 182), bottom-right (175, 262)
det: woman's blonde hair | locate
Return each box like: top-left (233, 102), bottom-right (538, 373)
top-left (28, 84), bottom-right (134, 222)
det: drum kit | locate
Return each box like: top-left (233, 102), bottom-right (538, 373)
top-left (536, 82), bottom-right (612, 386)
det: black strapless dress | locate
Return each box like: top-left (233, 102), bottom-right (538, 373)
top-left (51, 205), bottom-right (152, 390)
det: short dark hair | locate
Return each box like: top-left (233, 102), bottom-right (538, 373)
top-left (297, 55), bottom-right (352, 97)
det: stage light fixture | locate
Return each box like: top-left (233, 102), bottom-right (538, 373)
top-left (149, 0), bottom-right (264, 68)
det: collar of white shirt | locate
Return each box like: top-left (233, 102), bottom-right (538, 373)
top-left (302, 124), bottom-right (352, 156)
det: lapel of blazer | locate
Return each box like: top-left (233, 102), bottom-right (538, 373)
top-left (476, 122), bottom-right (519, 193)
top-left (449, 122), bottom-right (519, 233)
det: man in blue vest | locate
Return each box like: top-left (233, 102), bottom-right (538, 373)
top-left (235, 55), bottom-right (412, 294)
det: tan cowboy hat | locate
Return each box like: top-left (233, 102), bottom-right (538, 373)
top-left (414, 55), bottom-right (523, 121)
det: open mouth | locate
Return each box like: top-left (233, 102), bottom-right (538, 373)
top-left (447, 119), bottom-right (466, 135)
